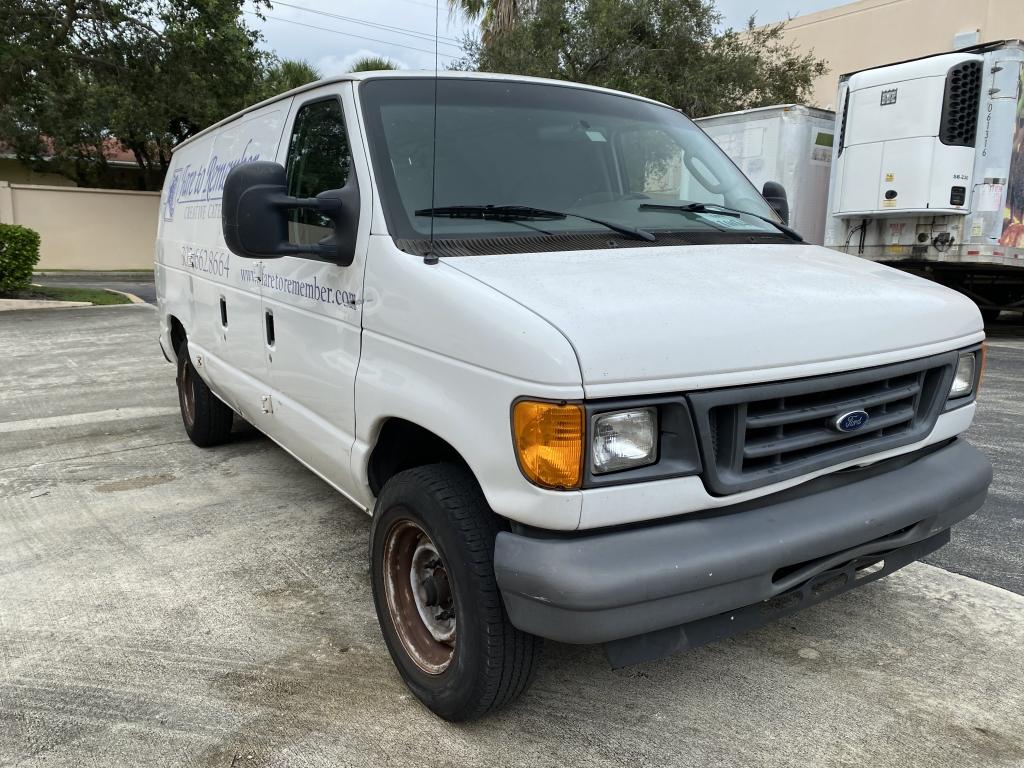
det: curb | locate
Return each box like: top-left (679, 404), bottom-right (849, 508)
top-left (105, 288), bottom-right (146, 304)
top-left (1, 288), bottom-right (146, 312)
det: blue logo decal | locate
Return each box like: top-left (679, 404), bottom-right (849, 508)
top-left (164, 138), bottom-right (262, 222)
top-left (163, 169), bottom-right (182, 221)
top-left (834, 410), bottom-right (870, 433)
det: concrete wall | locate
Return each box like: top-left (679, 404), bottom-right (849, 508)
top-left (0, 182), bottom-right (158, 270)
top-left (780, 0), bottom-right (1024, 109)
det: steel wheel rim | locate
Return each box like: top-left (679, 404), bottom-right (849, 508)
top-left (179, 358), bottom-right (196, 430)
top-left (382, 517), bottom-right (456, 675)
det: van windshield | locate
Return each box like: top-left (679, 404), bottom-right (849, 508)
top-left (358, 77), bottom-right (781, 251)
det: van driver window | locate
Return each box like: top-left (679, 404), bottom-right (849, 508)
top-left (285, 98), bottom-right (350, 246)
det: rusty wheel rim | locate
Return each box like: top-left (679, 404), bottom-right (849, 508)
top-left (382, 517), bottom-right (456, 675)
top-left (179, 357), bottom-right (196, 430)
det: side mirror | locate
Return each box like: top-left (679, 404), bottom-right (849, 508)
top-left (761, 181), bottom-right (790, 225)
top-left (221, 161), bottom-right (359, 266)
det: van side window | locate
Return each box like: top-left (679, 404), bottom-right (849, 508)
top-left (285, 98), bottom-right (350, 245)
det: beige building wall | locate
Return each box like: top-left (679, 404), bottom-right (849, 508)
top-left (0, 158), bottom-right (76, 187)
top-left (0, 182), bottom-right (158, 270)
top-left (781, 0), bottom-right (1024, 109)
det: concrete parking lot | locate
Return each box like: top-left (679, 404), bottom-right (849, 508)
top-left (1, 305), bottom-right (1022, 767)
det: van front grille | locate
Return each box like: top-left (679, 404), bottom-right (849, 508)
top-left (688, 352), bottom-right (957, 495)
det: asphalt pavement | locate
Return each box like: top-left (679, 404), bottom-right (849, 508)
top-left (0, 305), bottom-right (1022, 767)
top-left (923, 323), bottom-right (1024, 594)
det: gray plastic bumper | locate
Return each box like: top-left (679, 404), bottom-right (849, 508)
top-left (494, 439), bottom-right (991, 648)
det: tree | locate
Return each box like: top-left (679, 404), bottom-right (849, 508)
top-left (453, 0), bottom-right (827, 117)
top-left (348, 56), bottom-right (399, 73)
top-left (448, 0), bottom-right (533, 38)
top-left (0, 0), bottom-right (273, 190)
top-left (260, 59), bottom-right (321, 99)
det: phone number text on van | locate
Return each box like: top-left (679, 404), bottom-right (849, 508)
top-left (181, 245), bottom-right (230, 278)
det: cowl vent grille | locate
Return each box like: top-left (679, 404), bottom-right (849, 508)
top-left (940, 60), bottom-right (983, 147)
top-left (394, 230), bottom-right (793, 258)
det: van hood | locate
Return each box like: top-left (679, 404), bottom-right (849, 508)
top-left (444, 243), bottom-right (983, 394)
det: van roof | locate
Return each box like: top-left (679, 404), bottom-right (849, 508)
top-left (172, 70), bottom-right (673, 153)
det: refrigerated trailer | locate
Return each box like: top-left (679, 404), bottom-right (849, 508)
top-left (825, 40), bottom-right (1024, 321)
top-left (696, 105), bottom-right (836, 245)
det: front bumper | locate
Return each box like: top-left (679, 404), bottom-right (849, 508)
top-left (494, 439), bottom-right (991, 660)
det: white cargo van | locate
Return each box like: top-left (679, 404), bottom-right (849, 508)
top-left (156, 72), bottom-right (992, 721)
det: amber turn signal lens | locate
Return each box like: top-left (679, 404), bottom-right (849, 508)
top-left (512, 400), bottom-right (584, 489)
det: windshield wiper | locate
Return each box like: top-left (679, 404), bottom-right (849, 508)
top-left (415, 204), bottom-right (656, 242)
top-left (639, 202), bottom-right (804, 242)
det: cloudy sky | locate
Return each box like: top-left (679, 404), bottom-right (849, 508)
top-left (249, 0), bottom-right (847, 76)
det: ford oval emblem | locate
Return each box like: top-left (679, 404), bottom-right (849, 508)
top-left (834, 410), bottom-right (870, 432)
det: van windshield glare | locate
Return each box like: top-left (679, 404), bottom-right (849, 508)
top-left (358, 78), bottom-right (780, 249)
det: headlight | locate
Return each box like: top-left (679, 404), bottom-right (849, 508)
top-left (514, 398), bottom-right (699, 489)
top-left (949, 350), bottom-right (979, 399)
top-left (591, 408), bottom-right (658, 474)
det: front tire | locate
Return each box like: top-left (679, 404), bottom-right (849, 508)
top-left (176, 340), bottom-right (233, 447)
top-left (370, 463), bottom-right (541, 721)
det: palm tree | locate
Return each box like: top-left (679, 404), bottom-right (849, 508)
top-left (348, 56), bottom-right (399, 73)
top-left (448, 0), bottom-right (531, 37)
top-left (261, 59), bottom-right (321, 98)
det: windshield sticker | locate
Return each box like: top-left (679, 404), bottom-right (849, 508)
top-left (696, 212), bottom-right (760, 230)
top-left (585, 130), bottom-right (607, 142)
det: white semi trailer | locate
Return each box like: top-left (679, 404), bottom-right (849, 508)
top-left (696, 105), bottom-right (836, 245)
top-left (825, 40), bottom-right (1024, 321)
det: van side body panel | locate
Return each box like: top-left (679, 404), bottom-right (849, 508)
top-left (254, 83), bottom-right (372, 495)
top-left (352, 238), bottom-right (585, 530)
top-left (157, 99), bottom-right (293, 434)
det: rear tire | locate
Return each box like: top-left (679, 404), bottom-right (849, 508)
top-left (176, 340), bottom-right (233, 447)
top-left (370, 463), bottom-right (541, 721)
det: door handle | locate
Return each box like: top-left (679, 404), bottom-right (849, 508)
top-left (265, 311), bottom-right (275, 347)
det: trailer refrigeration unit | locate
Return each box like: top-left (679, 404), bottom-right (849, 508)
top-left (697, 105), bottom-right (836, 245)
top-left (825, 40), bottom-right (1024, 321)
